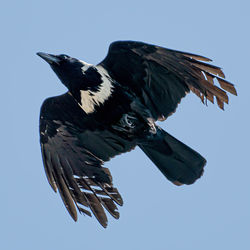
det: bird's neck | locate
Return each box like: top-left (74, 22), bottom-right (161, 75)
top-left (70, 65), bottom-right (114, 114)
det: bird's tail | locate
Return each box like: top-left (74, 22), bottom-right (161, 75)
top-left (139, 128), bottom-right (206, 185)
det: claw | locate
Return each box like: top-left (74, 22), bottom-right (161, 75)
top-left (124, 114), bottom-right (135, 128)
top-left (147, 118), bottom-right (157, 134)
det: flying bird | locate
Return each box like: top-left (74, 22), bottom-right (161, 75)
top-left (37, 41), bottom-right (237, 228)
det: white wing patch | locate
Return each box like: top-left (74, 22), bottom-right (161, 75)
top-left (79, 65), bottom-right (113, 114)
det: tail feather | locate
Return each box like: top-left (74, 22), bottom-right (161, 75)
top-left (139, 128), bottom-right (206, 185)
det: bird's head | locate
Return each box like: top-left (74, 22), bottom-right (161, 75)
top-left (37, 52), bottom-right (94, 92)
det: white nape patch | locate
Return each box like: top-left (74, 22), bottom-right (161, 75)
top-left (79, 65), bottom-right (113, 114)
top-left (79, 60), bottom-right (92, 73)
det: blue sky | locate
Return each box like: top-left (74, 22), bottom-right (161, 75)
top-left (1, 1), bottom-right (249, 249)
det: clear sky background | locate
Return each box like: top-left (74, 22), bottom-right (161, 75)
top-left (1, 1), bottom-right (249, 249)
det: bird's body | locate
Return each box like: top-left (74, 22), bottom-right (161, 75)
top-left (37, 41), bottom-right (237, 227)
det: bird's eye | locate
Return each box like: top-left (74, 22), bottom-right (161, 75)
top-left (58, 54), bottom-right (70, 60)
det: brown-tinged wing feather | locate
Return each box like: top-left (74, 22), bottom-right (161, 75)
top-left (100, 41), bottom-right (237, 120)
top-left (40, 93), bottom-right (136, 227)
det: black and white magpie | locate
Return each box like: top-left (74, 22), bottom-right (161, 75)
top-left (37, 41), bottom-right (237, 228)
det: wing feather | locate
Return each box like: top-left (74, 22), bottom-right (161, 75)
top-left (41, 144), bottom-right (57, 192)
top-left (40, 93), bottom-right (137, 227)
top-left (100, 41), bottom-right (236, 119)
top-left (51, 155), bottom-right (78, 221)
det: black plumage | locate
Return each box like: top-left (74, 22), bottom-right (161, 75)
top-left (37, 41), bottom-right (237, 227)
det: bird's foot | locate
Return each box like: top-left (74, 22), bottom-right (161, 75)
top-left (112, 114), bottom-right (136, 132)
top-left (120, 114), bottom-right (136, 128)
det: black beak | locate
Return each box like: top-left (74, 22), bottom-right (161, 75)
top-left (37, 52), bottom-right (60, 65)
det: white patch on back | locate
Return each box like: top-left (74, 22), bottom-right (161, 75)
top-left (79, 65), bottom-right (113, 114)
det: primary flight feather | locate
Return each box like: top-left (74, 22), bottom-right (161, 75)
top-left (37, 41), bottom-right (237, 227)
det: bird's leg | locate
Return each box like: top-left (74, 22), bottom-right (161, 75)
top-left (130, 100), bottom-right (157, 134)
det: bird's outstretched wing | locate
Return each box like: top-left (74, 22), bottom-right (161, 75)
top-left (100, 41), bottom-right (237, 120)
top-left (40, 93), bottom-right (137, 227)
